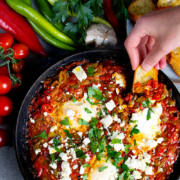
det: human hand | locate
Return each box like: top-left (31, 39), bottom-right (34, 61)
top-left (124, 6), bottom-right (180, 71)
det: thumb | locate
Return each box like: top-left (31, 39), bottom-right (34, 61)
top-left (141, 43), bottom-right (166, 71)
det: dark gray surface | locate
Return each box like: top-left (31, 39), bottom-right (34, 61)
top-left (0, 147), bottom-right (23, 180)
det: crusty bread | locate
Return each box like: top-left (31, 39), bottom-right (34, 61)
top-left (167, 47), bottom-right (180, 77)
top-left (128, 0), bottom-right (156, 21)
top-left (157, 0), bottom-right (180, 7)
top-left (133, 66), bottom-right (158, 93)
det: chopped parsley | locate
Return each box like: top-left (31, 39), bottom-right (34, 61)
top-left (87, 67), bottom-right (95, 76)
top-left (129, 120), bottom-right (137, 123)
top-left (84, 107), bottom-right (92, 114)
top-left (33, 131), bottom-right (47, 139)
top-left (82, 174), bottom-right (88, 180)
top-left (99, 166), bottom-right (108, 172)
top-left (111, 139), bottom-right (122, 144)
top-left (83, 163), bottom-right (90, 168)
top-left (75, 149), bottom-right (86, 159)
top-left (60, 117), bottom-right (70, 126)
top-left (125, 144), bottom-right (131, 155)
top-left (130, 125), bottom-right (140, 136)
top-left (142, 99), bottom-right (151, 108)
top-left (79, 118), bottom-right (89, 125)
top-left (64, 129), bottom-right (72, 140)
top-left (72, 96), bottom-right (76, 102)
top-left (134, 139), bottom-right (137, 146)
top-left (50, 154), bottom-right (55, 163)
top-left (147, 108), bottom-right (153, 120)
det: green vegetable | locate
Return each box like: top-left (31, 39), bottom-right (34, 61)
top-left (83, 163), bottom-right (90, 168)
top-left (50, 154), bottom-right (55, 163)
top-left (35, 0), bottom-right (63, 31)
top-left (99, 166), bottom-right (108, 172)
top-left (6, 0), bottom-right (74, 46)
top-left (125, 144), bottom-right (131, 155)
top-left (87, 67), bottom-right (95, 76)
top-left (75, 149), bottom-right (86, 159)
top-left (50, 0), bottom-right (111, 43)
top-left (79, 118), bottom-right (89, 125)
top-left (72, 96), bottom-right (76, 102)
top-left (64, 129), bottom-right (72, 140)
top-left (82, 174), bottom-right (88, 180)
top-left (87, 86), bottom-right (105, 101)
top-left (34, 131), bottom-right (47, 139)
top-left (111, 139), bottom-right (122, 144)
top-left (60, 117), bottom-right (70, 125)
top-left (142, 99), bottom-right (151, 108)
top-left (134, 139), bottom-right (137, 146)
top-left (147, 108), bottom-right (154, 120)
top-left (130, 125), bottom-right (140, 136)
top-left (84, 107), bottom-right (92, 114)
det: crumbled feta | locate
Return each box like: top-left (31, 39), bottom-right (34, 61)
top-left (93, 84), bottom-right (101, 88)
top-left (83, 138), bottom-right (90, 146)
top-left (50, 162), bottom-right (57, 169)
top-left (72, 66), bottom-right (87, 82)
top-left (60, 152), bottom-right (69, 161)
top-left (43, 112), bottom-right (48, 117)
top-left (113, 115), bottom-right (121, 123)
top-left (116, 88), bottom-right (120, 95)
top-left (69, 148), bottom-right (76, 160)
top-left (101, 115), bottom-right (113, 129)
top-left (35, 149), bottom-right (41, 155)
top-left (105, 100), bottom-right (116, 111)
top-left (79, 166), bottom-right (84, 174)
top-left (77, 132), bottom-right (83, 137)
top-left (120, 121), bottom-right (125, 127)
top-left (47, 96), bottom-right (51, 100)
top-left (112, 72), bottom-right (126, 87)
top-left (111, 143), bottom-right (125, 151)
top-left (61, 161), bottom-right (72, 179)
top-left (85, 154), bottom-right (90, 162)
top-left (43, 142), bottom-right (48, 148)
top-left (48, 146), bottom-right (56, 154)
top-left (30, 117), bottom-right (35, 124)
top-left (50, 126), bottom-right (57, 132)
top-left (145, 166), bottom-right (153, 175)
top-left (132, 170), bottom-right (142, 179)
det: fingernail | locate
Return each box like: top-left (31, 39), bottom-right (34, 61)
top-left (141, 64), bottom-right (151, 71)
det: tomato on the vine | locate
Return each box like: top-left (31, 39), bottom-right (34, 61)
top-left (0, 129), bottom-right (8, 147)
top-left (13, 44), bottom-right (29, 59)
top-left (0, 33), bottom-right (14, 50)
top-left (0, 75), bottom-right (12, 95)
top-left (13, 73), bottom-right (22, 88)
top-left (0, 96), bottom-right (13, 116)
top-left (0, 66), bottom-right (9, 76)
top-left (12, 60), bottom-right (24, 73)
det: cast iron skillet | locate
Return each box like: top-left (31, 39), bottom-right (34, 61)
top-left (15, 49), bottom-right (180, 180)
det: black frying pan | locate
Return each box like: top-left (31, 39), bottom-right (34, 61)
top-left (15, 49), bottom-right (180, 180)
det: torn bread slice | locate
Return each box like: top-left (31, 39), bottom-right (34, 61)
top-left (167, 47), bottom-right (180, 77)
top-left (128, 0), bottom-right (156, 22)
top-left (157, 0), bottom-right (180, 7)
top-left (133, 66), bottom-right (158, 93)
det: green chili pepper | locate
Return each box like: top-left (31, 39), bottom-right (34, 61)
top-left (6, 0), bottom-right (74, 46)
top-left (35, 0), bottom-right (63, 31)
top-left (28, 20), bottom-right (75, 50)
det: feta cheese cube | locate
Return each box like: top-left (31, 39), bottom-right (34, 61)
top-left (83, 138), bottom-right (90, 146)
top-left (101, 115), bottom-right (113, 129)
top-left (72, 66), bottom-right (87, 82)
top-left (35, 149), bottom-right (41, 155)
top-left (105, 100), bottom-right (116, 111)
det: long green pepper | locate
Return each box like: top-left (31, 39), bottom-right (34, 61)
top-left (6, 0), bottom-right (74, 46)
top-left (21, 0), bottom-right (74, 50)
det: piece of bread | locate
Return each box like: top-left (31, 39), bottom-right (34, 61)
top-left (157, 0), bottom-right (180, 7)
top-left (167, 47), bottom-right (180, 77)
top-left (128, 0), bottom-right (156, 21)
top-left (133, 66), bottom-right (158, 93)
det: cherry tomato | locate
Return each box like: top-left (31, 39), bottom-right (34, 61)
top-left (0, 33), bottom-right (14, 50)
top-left (13, 73), bottom-right (22, 88)
top-left (13, 44), bottom-right (29, 59)
top-left (0, 75), bottom-right (12, 95)
top-left (0, 129), bottom-right (8, 147)
top-left (0, 66), bottom-right (9, 76)
top-left (0, 96), bottom-right (13, 116)
top-left (11, 60), bottom-right (24, 73)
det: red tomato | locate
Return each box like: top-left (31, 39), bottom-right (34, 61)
top-left (13, 44), bottom-right (29, 59)
top-left (0, 75), bottom-right (12, 95)
top-left (0, 66), bottom-right (9, 76)
top-left (42, 104), bottom-right (53, 113)
top-left (0, 96), bottom-right (13, 116)
top-left (11, 60), bottom-right (24, 73)
top-left (0, 33), bottom-right (14, 50)
top-left (0, 129), bottom-right (8, 147)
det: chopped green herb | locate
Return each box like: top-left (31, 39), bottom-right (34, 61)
top-left (50, 154), bottom-right (55, 163)
top-left (111, 139), bottom-right (122, 144)
top-left (134, 139), bottom-right (137, 146)
top-left (99, 166), bottom-right (108, 172)
top-left (79, 118), bottom-right (89, 125)
top-left (54, 146), bottom-right (62, 153)
top-left (60, 117), bottom-right (70, 126)
top-left (98, 136), bottom-right (106, 153)
top-left (97, 152), bottom-right (105, 160)
top-left (84, 107), bottom-right (92, 114)
top-left (97, 110), bottom-right (103, 117)
top-left (53, 138), bottom-right (60, 147)
top-left (130, 125), bottom-right (140, 136)
top-left (76, 149), bottom-right (86, 159)
top-left (64, 129), bottom-right (72, 139)
top-left (90, 141), bottom-right (98, 154)
top-left (34, 131), bottom-right (47, 139)
top-left (146, 162), bottom-right (150, 166)
top-left (83, 163), bottom-right (90, 168)
top-left (129, 120), bottom-right (137, 123)
top-left (125, 144), bottom-right (131, 155)
top-left (87, 86), bottom-right (104, 101)
top-left (72, 96), bottom-right (76, 102)
top-left (147, 108), bottom-right (153, 120)
top-left (118, 171), bottom-right (126, 180)
top-left (90, 117), bottom-right (99, 128)
top-left (142, 99), bottom-right (151, 108)
top-left (86, 97), bottom-right (100, 105)
top-left (87, 67), bottom-right (95, 76)
top-left (121, 163), bottom-right (129, 171)
top-left (103, 108), bottom-right (108, 115)
top-left (83, 174), bottom-right (88, 180)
